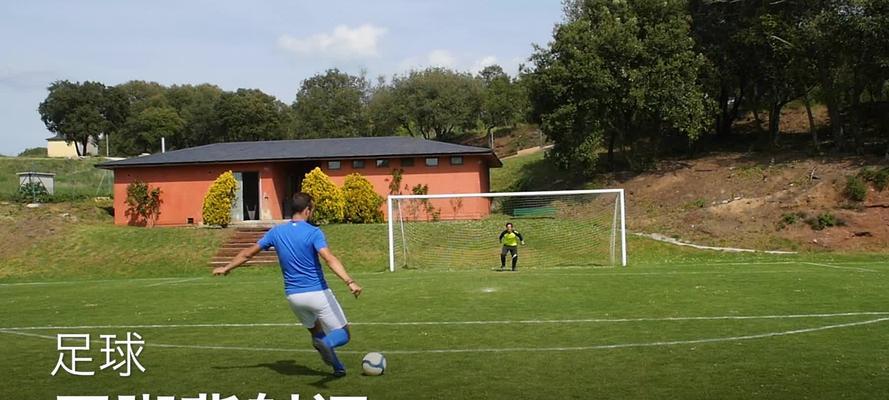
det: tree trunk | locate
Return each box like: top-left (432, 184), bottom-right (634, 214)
top-left (487, 126), bottom-right (494, 149)
top-left (716, 86), bottom-right (729, 136)
top-left (803, 93), bottom-right (818, 150)
top-left (752, 108), bottom-right (763, 131)
top-left (768, 102), bottom-right (783, 147)
top-left (607, 130), bottom-right (616, 170)
top-left (819, 74), bottom-right (845, 150)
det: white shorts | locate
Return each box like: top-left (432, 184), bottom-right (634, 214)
top-left (285, 289), bottom-right (348, 333)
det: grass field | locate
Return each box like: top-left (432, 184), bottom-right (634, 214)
top-left (2, 236), bottom-right (889, 399)
top-left (0, 157), bottom-right (113, 200)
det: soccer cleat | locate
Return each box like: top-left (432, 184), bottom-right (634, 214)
top-left (333, 368), bottom-right (346, 377)
top-left (313, 337), bottom-right (333, 366)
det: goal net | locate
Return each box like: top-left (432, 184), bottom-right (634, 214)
top-left (386, 189), bottom-right (626, 271)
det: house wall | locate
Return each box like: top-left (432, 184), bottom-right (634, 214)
top-left (112, 163), bottom-right (288, 226)
top-left (321, 155), bottom-right (492, 220)
top-left (47, 140), bottom-right (98, 158)
top-left (111, 155), bottom-right (494, 226)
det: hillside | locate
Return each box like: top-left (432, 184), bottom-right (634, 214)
top-left (0, 157), bottom-right (113, 200)
top-left (490, 105), bottom-right (888, 252)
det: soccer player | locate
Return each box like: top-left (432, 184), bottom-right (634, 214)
top-left (498, 222), bottom-right (525, 271)
top-left (212, 192), bottom-right (362, 377)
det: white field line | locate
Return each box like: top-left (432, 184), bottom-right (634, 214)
top-left (0, 267), bottom-right (812, 288)
top-left (802, 262), bottom-right (878, 273)
top-left (145, 278), bottom-right (203, 287)
top-left (4, 317), bottom-right (887, 355)
top-left (2, 311), bottom-right (888, 331)
top-left (0, 277), bottom-right (189, 287)
top-left (1, 260), bottom-right (884, 288)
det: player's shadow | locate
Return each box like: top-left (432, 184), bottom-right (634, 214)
top-left (213, 359), bottom-right (327, 377)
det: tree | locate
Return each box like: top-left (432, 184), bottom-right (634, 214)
top-left (292, 69), bottom-right (370, 138)
top-left (215, 89), bottom-right (290, 142)
top-left (166, 84), bottom-right (224, 147)
top-left (389, 68), bottom-right (483, 141)
top-left (38, 81), bottom-right (127, 156)
top-left (802, 0), bottom-right (889, 151)
top-left (477, 65), bottom-right (525, 147)
top-left (527, 0), bottom-right (710, 173)
top-left (120, 106), bottom-right (186, 154)
top-left (112, 80), bottom-right (172, 155)
top-left (366, 80), bottom-right (406, 136)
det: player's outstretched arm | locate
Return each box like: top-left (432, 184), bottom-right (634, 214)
top-left (213, 244), bottom-right (262, 276)
top-left (318, 247), bottom-right (363, 298)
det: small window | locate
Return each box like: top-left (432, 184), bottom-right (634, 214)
top-left (401, 158), bottom-right (415, 167)
top-left (327, 161), bottom-right (341, 170)
top-left (376, 159), bottom-right (389, 168)
top-left (425, 157), bottom-right (439, 167)
top-left (450, 156), bottom-right (464, 165)
top-left (352, 160), bottom-right (365, 169)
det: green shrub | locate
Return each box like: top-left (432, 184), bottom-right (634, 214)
top-left (406, 183), bottom-right (440, 221)
top-left (806, 212), bottom-right (843, 231)
top-left (17, 147), bottom-right (48, 157)
top-left (777, 211), bottom-right (807, 230)
top-left (125, 181), bottom-right (162, 227)
top-left (201, 171), bottom-right (238, 227)
top-left (859, 167), bottom-right (889, 191)
top-left (342, 173), bottom-right (384, 223)
top-left (844, 175), bottom-right (868, 202)
top-left (301, 167), bottom-right (344, 224)
top-left (685, 198), bottom-right (706, 209)
top-left (15, 181), bottom-right (51, 203)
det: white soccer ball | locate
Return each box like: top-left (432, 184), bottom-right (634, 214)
top-left (362, 352), bottom-right (387, 376)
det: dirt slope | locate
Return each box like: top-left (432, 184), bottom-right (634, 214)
top-left (622, 154), bottom-right (889, 251)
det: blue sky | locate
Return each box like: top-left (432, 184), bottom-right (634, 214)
top-left (0, 0), bottom-right (563, 155)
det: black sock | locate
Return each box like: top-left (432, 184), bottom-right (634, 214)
top-left (512, 256), bottom-right (518, 270)
top-left (500, 254), bottom-right (506, 268)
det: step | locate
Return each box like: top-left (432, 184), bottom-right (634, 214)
top-left (233, 227), bottom-right (271, 232)
top-left (208, 260), bottom-right (278, 266)
top-left (214, 249), bottom-right (278, 257)
top-left (210, 257), bottom-right (279, 264)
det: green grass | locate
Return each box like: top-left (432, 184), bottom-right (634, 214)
top-left (2, 248), bottom-right (889, 399)
top-left (490, 151), bottom-right (598, 192)
top-left (0, 157), bottom-right (113, 201)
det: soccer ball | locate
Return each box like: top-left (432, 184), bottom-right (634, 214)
top-left (361, 352), bottom-right (386, 376)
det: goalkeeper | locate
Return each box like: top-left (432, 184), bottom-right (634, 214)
top-left (498, 222), bottom-right (525, 271)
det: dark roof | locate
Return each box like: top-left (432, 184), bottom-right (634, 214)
top-left (97, 136), bottom-right (501, 169)
top-left (46, 135), bottom-right (67, 142)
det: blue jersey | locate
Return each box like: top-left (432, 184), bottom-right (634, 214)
top-left (257, 220), bottom-right (329, 295)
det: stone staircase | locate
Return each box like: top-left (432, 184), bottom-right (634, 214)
top-left (210, 227), bottom-right (279, 267)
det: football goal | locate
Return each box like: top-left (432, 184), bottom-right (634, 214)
top-left (386, 189), bottom-right (627, 271)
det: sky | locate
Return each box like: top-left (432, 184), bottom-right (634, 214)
top-left (0, 0), bottom-right (564, 156)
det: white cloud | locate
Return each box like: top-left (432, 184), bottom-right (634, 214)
top-left (277, 24), bottom-right (387, 59)
top-left (470, 55), bottom-right (498, 73)
top-left (427, 49), bottom-right (456, 68)
top-left (398, 49), bottom-right (459, 71)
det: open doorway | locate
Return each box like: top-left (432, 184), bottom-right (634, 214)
top-left (230, 171), bottom-right (260, 222)
top-left (241, 172), bottom-right (259, 221)
top-left (283, 163), bottom-right (315, 218)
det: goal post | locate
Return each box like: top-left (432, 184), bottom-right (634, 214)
top-left (386, 189), bottom-right (628, 272)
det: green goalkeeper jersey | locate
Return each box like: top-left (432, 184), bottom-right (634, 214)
top-left (499, 230), bottom-right (524, 247)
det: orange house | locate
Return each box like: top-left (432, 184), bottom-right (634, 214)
top-left (97, 136), bottom-right (502, 226)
